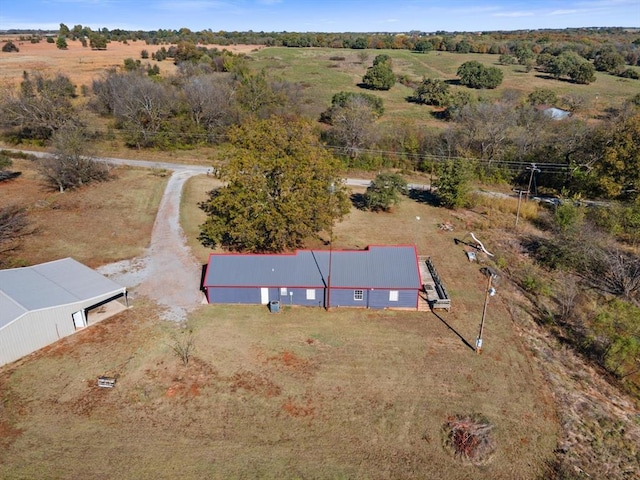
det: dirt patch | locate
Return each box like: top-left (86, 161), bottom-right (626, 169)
top-left (229, 370), bottom-right (282, 398)
top-left (264, 350), bottom-right (318, 379)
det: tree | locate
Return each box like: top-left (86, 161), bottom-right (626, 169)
top-left (95, 72), bottom-right (176, 148)
top-left (326, 94), bottom-right (377, 159)
top-left (364, 172), bottom-right (407, 211)
top-left (38, 123), bottom-right (112, 192)
top-left (413, 39), bottom-right (432, 53)
top-left (411, 78), bottom-right (451, 106)
top-left (434, 159), bottom-right (472, 208)
top-left (56, 36), bottom-right (68, 50)
top-left (199, 117), bottom-right (350, 252)
top-left (0, 205), bottom-right (32, 264)
top-left (569, 61), bottom-right (596, 85)
top-left (89, 34), bottom-right (107, 50)
top-left (456, 61), bottom-right (503, 89)
top-left (594, 50), bottom-right (625, 73)
top-left (591, 112), bottom-right (640, 201)
top-left (362, 55), bottom-right (395, 90)
top-left (182, 74), bottom-right (239, 137)
top-left (59, 23), bottom-right (70, 37)
top-left (325, 91), bottom-right (384, 118)
top-left (0, 72), bottom-right (76, 140)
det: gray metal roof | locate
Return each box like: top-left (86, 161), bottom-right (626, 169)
top-left (0, 258), bottom-right (126, 328)
top-left (205, 245), bottom-right (421, 290)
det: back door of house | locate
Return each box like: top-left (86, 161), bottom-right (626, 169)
top-left (260, 288), bottom-right (269, 304)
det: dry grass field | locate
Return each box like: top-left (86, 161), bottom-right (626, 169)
top-left (0, 37), bottom-right (262, 88)
top-left (0, 159), bottom-right (167, 268)
top-left (0, 168), bottom-right (560, 479)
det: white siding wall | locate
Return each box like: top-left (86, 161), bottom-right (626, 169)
top-left (0, 291), bottom-right (124, 366)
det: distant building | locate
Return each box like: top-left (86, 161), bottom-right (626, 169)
top-left (0, 258), bottom-right (127, 366)
top-left (203, 245), bottom-right (422, 310)
top-left (537, 105), bottom-right (572, 120)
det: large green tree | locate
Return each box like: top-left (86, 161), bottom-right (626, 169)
top-left (199, 117), bottom-right (350, 252)
top-left (364, 173), bottom-right (407, 212)
top-left (434, 159), bottom-right (473, 208)
top-left (456, 61), bottom-right (503, 89)
top-left (411, 78), bottom-right (451, 106)
top-left (362, 55), bottom-right (395, 90)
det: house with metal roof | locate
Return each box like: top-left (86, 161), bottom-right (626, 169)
top-left (203, 245), bottom-right (422, 310)
top-left (0, 258), bottom-right (127, 366)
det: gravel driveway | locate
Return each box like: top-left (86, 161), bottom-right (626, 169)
top-left (98, 168), bottom-right (219, 322)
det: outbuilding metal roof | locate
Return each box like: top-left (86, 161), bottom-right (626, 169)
top-left (0, 258), bottom-right (126, 329)
top-left (204, 245), bottom-right (421, 290)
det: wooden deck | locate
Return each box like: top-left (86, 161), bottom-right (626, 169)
top-left (418, 256), bottom-right (451, 311)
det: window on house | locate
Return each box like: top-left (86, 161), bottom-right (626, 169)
top-left (280, 287), bottom-right (287, 295)
top-left (354, 289), bottom-right (364, 301)
top-left (389, 290), bottom-right (399, 302)
top-left (306, 289), bottom-right (315, 300)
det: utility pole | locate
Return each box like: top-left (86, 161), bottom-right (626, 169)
top-left (476, 267), bottom-right (498, 354)
top-left (326, 183), bottom-right (335, 310)
top-left (514, 189), bottom-right (526, 228)
top-left (414, 216), bottom-right (421, 250)
top-left (525, 163), bottom-right (540, 201)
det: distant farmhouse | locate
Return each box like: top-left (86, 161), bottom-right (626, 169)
top-left (203, 245), bottom-right (423, 310)
top-left (0, 258), bottom-right (127, 366)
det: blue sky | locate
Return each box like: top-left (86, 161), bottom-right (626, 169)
top-left (1, 0), bottom-right (639, 32)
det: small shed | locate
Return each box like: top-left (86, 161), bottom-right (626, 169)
top-left (203, 245), bottom-right (422, 310)
top-left (0, 258), bottom-right (127, 366)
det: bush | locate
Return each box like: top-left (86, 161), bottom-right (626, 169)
top-left (2, 41), bottom-right (19, 53)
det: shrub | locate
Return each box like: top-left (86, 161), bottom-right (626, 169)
top-left (2, 41), bottom-right (19, 53)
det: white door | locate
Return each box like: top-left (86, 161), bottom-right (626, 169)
top-left (260, 288), bottom-right (269, 304)
top-left (72, 310), bottom-right (86, 329)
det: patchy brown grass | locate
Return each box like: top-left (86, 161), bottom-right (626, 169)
top-left (0, 159), bottom-right (167, 267)
top-left (0, 298), bottom-right (558, 480)
top-left (0, 187), bottom-right (560, 479)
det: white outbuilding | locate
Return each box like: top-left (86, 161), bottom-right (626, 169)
top-left (0, 258), bottom-right (127, 366)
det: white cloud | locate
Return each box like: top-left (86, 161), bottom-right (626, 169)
top-left (493, 11), bottom-right (535, 18)
top-left (549, 9), bottom-right (581, 15)
top-left (157, 0), bottom-right (230, 11)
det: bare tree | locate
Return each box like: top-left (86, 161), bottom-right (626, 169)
top-left (0, 72), bottom-right (76, 139)
top-left (38, 123), bottom-right (112, 192)
top-left (555, 271), bottom-right (580, 320)
top-left (182, 75), bottom-right (239, 136)
top-left (114, 75), bottom-right (177, 148)
top-left (593, 248), bottom-right (640, 301)
top-left (327, 95), bottom-right (377, 159)
top-left (0, 205), bottom-right (32, 264)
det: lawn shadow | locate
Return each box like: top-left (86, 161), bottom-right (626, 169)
top-left (350, 192), bottom-right (367, 210)
top-left (408, 188), bottom-right (439, 206)
top-left (431, 310), bottom-right (476, 352)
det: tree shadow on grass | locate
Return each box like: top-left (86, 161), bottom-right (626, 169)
top-left (350, 192), bottom-right (367, 210)
top-left (431, 310), bottom-right (476, 352)
top-left (409, 188), bottom-right (439, 206)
